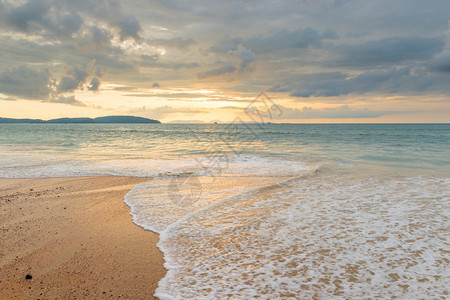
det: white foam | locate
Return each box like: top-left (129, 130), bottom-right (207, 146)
top-left (125, 170), bottom-right (450, 299)
top-left (0, 152), bottom-right (310, 179)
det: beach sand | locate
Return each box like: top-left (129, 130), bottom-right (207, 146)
top-left (0, 176), bottom-right (166, 299)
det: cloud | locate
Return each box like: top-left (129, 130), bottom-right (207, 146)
top-left (152, 82), bottom-right (160, 88)
top-left (0, 36), bottom-right (57, 64)
top-left (197, 65), bottom-right (236, 79)
top-left (321, 29), bottom-right (339, 40)
top-left (90, 26), bottom-right (113, 47)
top-left (274, 105), bottom-right (384, 119)
top-left (429, 51), bottom-right (450, 73)
top-left (57, 76), bottom-right (79, 92)
top-left (229, 44), bottom-right (256, 71)
top-left (88, 77), bottom-right (101, 91)
top-left (139, 58), bottom-right (200, 70)
top-left (169, 62), bottom-right (200, 70)
top-left (123, 92), bottom-right (211, 99)
top-left (3, 0), bottom-right (143, 43)
top-left (56, 63), bottom-right (95, 93)
top-left (272, 67), bottom-right (436, 98)
top-left (151, 37), bottom-right (197, 49)
top-left (210, 28), bottom-right (335, 54)
top-left (58, 11), bottom-right (83, 36)
top-left (128, 105), bottom-right (207, 119)
top-left (333, 36), bottom-right (445, 68)
top-left (168, 119), bottom-right (206, 124)
top-left (63, 0), bottom-right (142, 41)
top-left (73, 26), bottom-right (113, 50)
top-left (0, 65), bottom-right (52, 100)
top-left (6, 0), bottom-right (51, 31)
top-left (5, 0), bottom-right (84, 39)
top-left (49, 95), bottom-right (86, 106)
top-left (119, 13), bottom-right (141, 39)
top-left (0, 61), bottom-right (100, 105)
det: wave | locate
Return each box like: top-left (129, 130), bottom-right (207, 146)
top-left (0, 152), bottom-right (314, 179)
top-left (146, 173), bottom-right (450, 299)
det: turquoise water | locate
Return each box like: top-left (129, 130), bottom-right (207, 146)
top-left (1, 123), bottom-right (449, 299)
top-left (0, 124), bottom-right (448, 176)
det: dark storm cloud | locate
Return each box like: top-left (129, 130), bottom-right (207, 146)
top-left (273, 67), bottom-right (436, 98)
top-left (0, 65), bottom-right (52, 100)
top-left (333, 36), bottom-right (445, 68)
top-left (210, 28), bottom-right (336, 54)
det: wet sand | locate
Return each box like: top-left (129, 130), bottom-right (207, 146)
top-left (0, 176), bottom-right (166, 299)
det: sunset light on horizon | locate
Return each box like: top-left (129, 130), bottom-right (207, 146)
top-left (1, 0), bottom-right (449, 123)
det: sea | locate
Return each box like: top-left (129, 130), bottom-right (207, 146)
top-left (0, 123), bottom-right (449, 299)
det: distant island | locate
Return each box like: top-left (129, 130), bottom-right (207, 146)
top-left (0, 116), bottom-right (161, 124)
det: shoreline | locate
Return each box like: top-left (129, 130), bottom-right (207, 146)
top-left (0, 176), bottom-right (166, 299)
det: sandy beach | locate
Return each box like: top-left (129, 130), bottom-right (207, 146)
top-left (0, 176), bottom-right (166, 299)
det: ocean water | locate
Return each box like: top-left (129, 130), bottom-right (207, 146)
top-left (0, 123), bottom-right (449, 299)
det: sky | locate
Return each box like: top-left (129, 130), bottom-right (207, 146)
top-left (0, 0), bottom-right (449, 123)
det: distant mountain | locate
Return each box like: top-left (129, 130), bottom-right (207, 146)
top-left (94, 116), bottom-right (160, 123)
top-left (46, 117), bottom-right (94, 123)
top-left (0, 118), bottom-right (44, 123)
top-left (0, 116), bottom-right (161, 124)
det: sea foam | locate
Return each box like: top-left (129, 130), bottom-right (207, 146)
top-left (124, 168), bottom-right (450, 299)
